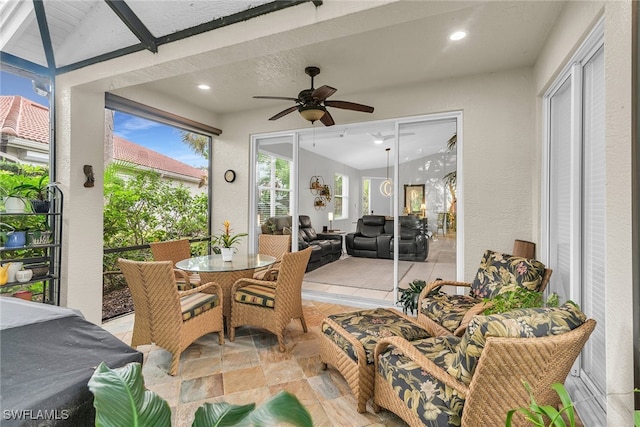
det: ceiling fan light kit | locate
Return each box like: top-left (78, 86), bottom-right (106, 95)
top-left (299, 104), bottom-right (326, 122)
top-left (253, 66), bottom-right (374, 126)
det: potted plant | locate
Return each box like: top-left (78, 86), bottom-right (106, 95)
top-left (0, 177), bottom-right (30, 213)
top-left (482, 286), bottom-right (559, 315)
top-left (14, 175), bottom-right (50, 213)
top-left (211, 220), bottom-right (247, 261)
top-left (398, 279), bottom-right (429, 315)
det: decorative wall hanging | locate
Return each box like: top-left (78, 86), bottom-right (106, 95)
top-left (310, 176), bottom-right (331, 210)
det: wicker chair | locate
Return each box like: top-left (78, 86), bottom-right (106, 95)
top-left (118, 258), bottom-right (224, 376)
top-left (253, 234), bottom-right (291, 280)
top-left (228, 247), bottom-right (312, 351)
top-left (150, 239), bottom-right (201, 289)
top-left (373, 304), bottom-right (596, 426)
top-left (417, 249), bottom-right (552, 336)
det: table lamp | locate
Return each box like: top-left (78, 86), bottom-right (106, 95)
top-left (328, 212), bottom-right (334, 231)
top-left (420, 203), bottom-right (426, 218)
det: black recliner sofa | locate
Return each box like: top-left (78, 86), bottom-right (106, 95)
top-left (260, 215), bottom-right (342, 272)
top-left (345, 215), bottom-right (428, 261)
top-left (298, 215), bottom-right (342, 271)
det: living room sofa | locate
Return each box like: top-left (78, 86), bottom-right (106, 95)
top-left (261, 215), bottom-right (342, 272)
top-left (345, 215), bottom-right (428, 261)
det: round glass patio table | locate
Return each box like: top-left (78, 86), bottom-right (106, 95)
top-left (176, 254), bottom-right (277, 332)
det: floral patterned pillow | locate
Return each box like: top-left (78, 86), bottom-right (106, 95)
top-left (446, 303), bottom-right (586, 385)
top-left (470, 249), bottom-right (546, 299)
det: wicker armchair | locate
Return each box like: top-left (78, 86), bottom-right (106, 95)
top-left (373, 304), bottom-right (596, 426)
top-left (417, 249), bottom-right (552, 336)
top-left (253, 234), bottom-right (291, 280)
top-left (118, 258), bottom-right (224, 376)
top-left (228, 247), bottom-right (312, 352)
top-left (150, 239), bottom-right (200, 290)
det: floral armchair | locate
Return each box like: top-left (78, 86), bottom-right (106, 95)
top-left (373, 303), bottom-right (596, 426)
top-left (417, 249), bottom-right (552, 336)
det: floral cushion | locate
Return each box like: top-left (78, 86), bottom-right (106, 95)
top-left (377, 336), bottom-right (464, 426)
top-left (420, 293), bottom-right (479, 333)
top-left (470, 250), bottom-right (546, 299)
top-left (322, 308), bottom-right (431, 364)
top-left (447, 303), bottom-right (586, 385)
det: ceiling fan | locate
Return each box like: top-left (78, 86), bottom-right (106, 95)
top-left (368, 131), bottom-right (416, 144)
top-left (253, 66), bottom-right (374, 127)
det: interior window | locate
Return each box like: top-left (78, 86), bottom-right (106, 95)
top-left (334, 173), bottom-right (348, 219)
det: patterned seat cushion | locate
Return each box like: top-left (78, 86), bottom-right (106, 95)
top-left (180, 292), bottom-right (219, 321)
top-left (447, 302), bottom-right (587, 385)
top-left (470, 250), bottom-right (546, 299)
top-left (322, 308), bottom-right (431, 364)
top-left (420, 293), bottom-right (480, 333)
top-left (377, 336), bottom-right (465, 426)
top-left (234, 283), bottom-right (276, 308)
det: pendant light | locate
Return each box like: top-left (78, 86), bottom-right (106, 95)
top-left (380, 147), bottom-right (393, 197)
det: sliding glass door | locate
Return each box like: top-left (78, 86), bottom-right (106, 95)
top-left (543, 21), bottom-right (605, 424)
top-left (250, 112), bottom-right (461, 304)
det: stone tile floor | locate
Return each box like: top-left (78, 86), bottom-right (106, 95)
top-left (102, 234), bottom-right (458, 425)
top-left (103, 300), bottom-right (409, 426)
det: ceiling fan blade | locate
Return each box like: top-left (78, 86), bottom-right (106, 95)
top-left (325, 100), bottom-right (374, 113)
top-left (320, 109), bottom-right (335, 126)
top-left (254, 96), bottom-right (300, 102)
top-left (268, 106), bottom-right (299, 121)
top-left (312, 85), bottom-right (337, 101)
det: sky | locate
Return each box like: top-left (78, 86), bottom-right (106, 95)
top-left (0, 70), bottom-right (207, 169)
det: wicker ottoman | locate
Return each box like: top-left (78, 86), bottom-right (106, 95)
top-left (319, 307), bottom-right (431, 413)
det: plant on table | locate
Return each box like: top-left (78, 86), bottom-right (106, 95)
top-left (211, 220), bottom-right (247, 253)
top-left (88, 361), bottom-right (313, 427)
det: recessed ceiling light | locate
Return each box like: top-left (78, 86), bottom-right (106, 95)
top-left (449, 31), bottom-right (467, 41)
top-left (373, 138), bottom-right (384, 144)
top-left (197, 84), bottom-right (210, 90)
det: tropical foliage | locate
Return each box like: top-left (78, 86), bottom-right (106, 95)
top-left (88, 361), bottom-right (313, 427)
top-left (398, 279), bottom-right (428, 315)
top-left (103, 164), bottom-right (208, 271)
top-left (507, 382), bottom-right (640, 427)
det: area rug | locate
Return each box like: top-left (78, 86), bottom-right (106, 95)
top-left (303, 257), bottom-right (414, 292)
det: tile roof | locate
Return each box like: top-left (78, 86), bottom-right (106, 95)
top-left (0, 96), bottom-right (206, 180)
top-left (113, 136), bottom-right (206, 180)
top-left (0, 96), bottom-right (50, 144)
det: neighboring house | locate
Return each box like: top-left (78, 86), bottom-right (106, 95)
top-left (0, 96), bottom-right (49, 165)
top-left (110, 135), bottom-right (207, 194)
top-left (0, 96), bottom-right (207, 193)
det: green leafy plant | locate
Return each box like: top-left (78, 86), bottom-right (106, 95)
top-left (14, 175), bottom-right (49, 200)
top-left (212, 220), bottom-right (247, 249)
top-left (88, 361), bottom-right (313, 427)
top-left (398, 279), bottom-right (428, 315)
top-left (483, 286), bottom-right (559, 315)
top-left (506, 381), bottom-right (640, 427)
